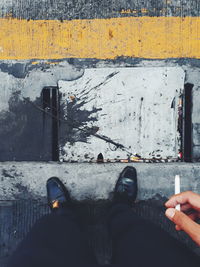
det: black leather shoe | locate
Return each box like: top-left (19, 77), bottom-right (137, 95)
top-left (113, 166), bottom-right (138, 205)
top-left (47, 177), bottom-right (71, 211)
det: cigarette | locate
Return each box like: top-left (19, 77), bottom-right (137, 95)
top-left (175, 175), bottom-right (180, 211)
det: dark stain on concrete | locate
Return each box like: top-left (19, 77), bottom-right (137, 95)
top-left (1, 169), bottom-right (15, 179)
top-left (138, 97), bottom-right (143, 147)
top-left (14, 183), bottom-right (30, 196)
top-left (59, 70), bottom-right (128, 154)
top-left (0, 63), bottom-right (27, 79)
top-left (79, 71), bottom-right (119, 95)
top-left (13, 183), bottom-right (47, 200)
top-left (109, 29), bottom-right (113, 40)
top-left (0, 91), bottom-right (53, 161)
top-left (59, 95), bottom-right (102, 146)
top-left (0, 60), bottom-right (73, 79)
top-left (0, 61), bottom-right (53, 78)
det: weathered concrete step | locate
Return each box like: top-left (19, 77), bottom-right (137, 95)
top-left (0, 162), bottom-right (200, 200)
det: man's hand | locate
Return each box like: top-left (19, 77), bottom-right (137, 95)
top-left (165, 191), bottom-right (200, 246)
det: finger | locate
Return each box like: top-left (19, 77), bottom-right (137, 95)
top-left (175, 225), bottom-right (182, 231)
top-left (188, 213), bottom-right (199, 221)
top-left (165, 208), bottom-right (200, 246)
top-left (181, 203), bottom-right (192, 212)
top-left (175, 213), bottom-right (198, 231)
top-left (165, 191), bottom-right (192, 207)
top-left (165, 191), bottom-right (200, 211)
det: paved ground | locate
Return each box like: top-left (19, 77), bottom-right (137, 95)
top-left (0, 196), bottom-right (199, 267)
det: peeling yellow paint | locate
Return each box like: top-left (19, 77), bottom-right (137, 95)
top-left (0, 17), bottom-right (200, 59)
top-left (31, 61), bottom-right (40, 65)
top-left (121, 9), bottom-right (132, 14)
top-left (31, 60), bottom-right (60, 65)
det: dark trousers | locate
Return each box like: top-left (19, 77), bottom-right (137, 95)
top-left (8, 204), bottom-right (200, 267)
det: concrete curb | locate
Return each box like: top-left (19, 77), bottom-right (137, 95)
top-left (0, 162), bottom-right (200, 200)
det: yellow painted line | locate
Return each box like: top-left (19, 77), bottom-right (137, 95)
top-left (0, 17), bottom-right (200, 59)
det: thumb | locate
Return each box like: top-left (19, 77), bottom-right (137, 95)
top-left (165, 208), bottom-right (200, 246)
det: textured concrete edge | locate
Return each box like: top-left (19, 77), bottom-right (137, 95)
top-left (0, 0), bottom-right (199, 19)
top-left (1, 58), bottom-right (200, 80)
top-left (0, 162), bottom-right (200, 201)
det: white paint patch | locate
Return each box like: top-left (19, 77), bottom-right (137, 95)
top-left (59, 67), bottom-right (185, 161)
top-left (0, 72), bottom-right (22, 112)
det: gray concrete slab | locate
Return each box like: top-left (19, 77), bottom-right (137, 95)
top-left (0, 60), bottom-right (200, 161)
top-left (1, 162), bottom-right (200, 201)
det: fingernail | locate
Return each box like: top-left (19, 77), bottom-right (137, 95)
top-left (166, 208), bottom-right (176, 218)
